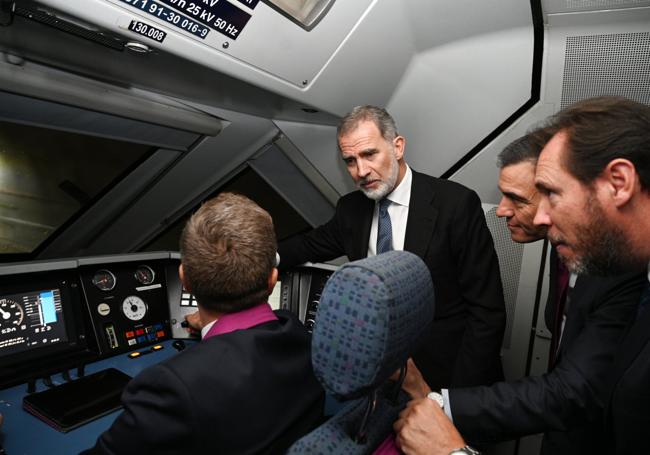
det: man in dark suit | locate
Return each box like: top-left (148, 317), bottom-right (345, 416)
top-left (394, 97), bottom-right (650, 455)
top-left (84, 193), bottom-right (324, 455)
top-left (279, 105), bottom-right (506, 391)
top-left (394, 131), bottom-right (644, 455)
top-left (533, 97), bottom-right (650, 455)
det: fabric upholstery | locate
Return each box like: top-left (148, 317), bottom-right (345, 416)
top-left (288, 251), bottom-right (434, 454)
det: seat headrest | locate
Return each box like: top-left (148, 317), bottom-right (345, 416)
top-left (311, 250), bottom-right (434, 400)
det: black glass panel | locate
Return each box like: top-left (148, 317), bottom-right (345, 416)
top-left (0, 121), bottom-right (153, 254)
top-left (142, 166), bottom-right (311, 252)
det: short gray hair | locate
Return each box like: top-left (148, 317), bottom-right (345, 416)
top-left (337, 105), bottom-right (398, 144)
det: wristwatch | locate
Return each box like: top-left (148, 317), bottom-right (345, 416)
top-left (449, 446), bottom-right (480, 455)
top-left (427, 391), bottom-right (444, 408)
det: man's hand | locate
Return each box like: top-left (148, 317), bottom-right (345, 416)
top-left (394, 397), bottom-right (466, 455)
top-left (184, 311), bottom-right (203, 334)
top-left (390, 358), bottom-right (432, 399)
top-left (402, 358), bottom-right (432, 399)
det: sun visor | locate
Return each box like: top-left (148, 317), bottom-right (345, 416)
top-left (0, 57), bottom-right (223, 138)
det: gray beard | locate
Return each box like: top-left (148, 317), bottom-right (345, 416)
top-left (359, 158), bottom-right (399, 201)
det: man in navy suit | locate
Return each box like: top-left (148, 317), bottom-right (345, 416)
top-left (279, 105), bottom-right (506, 391)
top-left (84, 193), bottom-right (324, 455)
top-left (395, 97), bottom-right (650, 455)
top-left (394, 130), bottom-right (644, 455)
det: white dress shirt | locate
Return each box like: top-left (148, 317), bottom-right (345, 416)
top-left (200, 319), bottom-right (217, 339)
top-left (367, 166), bottom-right (412, 257)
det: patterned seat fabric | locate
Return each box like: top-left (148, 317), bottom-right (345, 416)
top-left (288, 250), bottom-right (435, 454)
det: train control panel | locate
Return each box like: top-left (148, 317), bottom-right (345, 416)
top-left (0, 251), bottom-right (337, 453)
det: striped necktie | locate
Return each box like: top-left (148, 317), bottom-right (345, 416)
top-left (376, 198), bottom-right (393, 254)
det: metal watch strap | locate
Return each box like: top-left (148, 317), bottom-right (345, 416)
top-left (449, 446), bottom-right (480, 455)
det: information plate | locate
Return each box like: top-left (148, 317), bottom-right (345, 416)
top-left (232, 0), bottom-right (259, 9)
top-left (155, 0), bottom-right (252, 40)
top-left (117, 0), bottom-right (211, 39)
top-left (128, 20), bottom-right (167, 42)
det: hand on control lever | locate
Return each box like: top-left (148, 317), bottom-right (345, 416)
top-left (183, 311), bottom-right (203, 334)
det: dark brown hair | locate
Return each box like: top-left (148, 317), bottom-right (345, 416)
top-left (497, 128), bottom-right (552, 169)
top-left (546, 97), bottom-right (650, 191)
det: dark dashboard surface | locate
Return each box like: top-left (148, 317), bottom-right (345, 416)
top-left (0, 252), bottom-right (337, 453)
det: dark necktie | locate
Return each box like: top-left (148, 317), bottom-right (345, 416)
top-left (637, 281), bottom-right (650, 319)
top-left (376, 198), bottom-right (393, 254)
top-left (549, 259), bottom-right (570, 368)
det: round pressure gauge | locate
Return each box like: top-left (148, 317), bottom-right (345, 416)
top-left (134, 265), bottom-right (155, 285)
top-left (122, 295), bottom-right (147, 321)
top-left (92, 269), bottom-right (116, 292)
top-left (0, 298), bottom-right (24, 328)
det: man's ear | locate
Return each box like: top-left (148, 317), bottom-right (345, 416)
top-left (602, 158), bottom-right (638, 208)
top-left (179, 264), bottom-right (191, 293)
top-left (268, 267), bottom-right (278, 294)
top-left (393, 135), bottom-right (405, 160)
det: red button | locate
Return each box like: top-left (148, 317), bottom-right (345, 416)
top-left (135, 329), bottom-right (145, 336)
top-left (156, 330), bottom-right (165, 338)
top-left (125, 331), bottom-right (135, 339)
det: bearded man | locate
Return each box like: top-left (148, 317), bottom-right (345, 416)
top-left (279, 105), bottom-right (506, 391)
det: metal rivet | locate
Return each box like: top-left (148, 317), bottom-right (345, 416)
top-left (222, 42), bottom-right (229, 49)
top-left (302, 80), bottom-right (308, 85)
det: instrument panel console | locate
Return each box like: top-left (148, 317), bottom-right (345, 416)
top-left (0, 252), bottom-right (338, 389)
top-left (0, 252), bottom-right (177, 388)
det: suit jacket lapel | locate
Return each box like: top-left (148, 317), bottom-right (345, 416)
top-left (352, 194), bottom-right (374, 260)
top-left (612, 309), bottom-right (650, 381)
top-left (557, 277), bottom-right (587, 355)
top-left (404, 171), bottom-right (438, 258)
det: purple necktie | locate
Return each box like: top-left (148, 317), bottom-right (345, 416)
top-left (549, 259), bottom-right (570, 368)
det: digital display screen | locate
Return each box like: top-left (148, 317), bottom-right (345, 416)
top-left (0, 288), bottom-right (69, 358)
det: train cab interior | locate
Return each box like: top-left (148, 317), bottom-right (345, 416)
top-left (0, 0), bottom-right (648, 453)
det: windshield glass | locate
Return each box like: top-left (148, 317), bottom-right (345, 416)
top-left (0, 120), bottom-right (152, 254)
top-left (142, 166), bottom-right (311, 252)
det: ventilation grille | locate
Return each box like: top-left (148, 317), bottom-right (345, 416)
top-left (561, 32), bottom-right (650, 109)
top-left (484, 207), bottom-right (524, 349)
top-left (15, 5), bottom-right (126, 51)
top-left (545, 0), bottom-right (650, 13)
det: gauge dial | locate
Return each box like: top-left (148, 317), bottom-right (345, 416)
top-left (134, 265), bottom-right (155, 285)
top-left (122, 295), bottom-right (147, 321)
top-left (0, 298), bottom-right (24, 328)
top-left (92, 269), bottom-right (116, 292)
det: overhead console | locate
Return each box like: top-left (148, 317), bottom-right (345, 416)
top-left (32, 0), bottom-right (375, 89)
